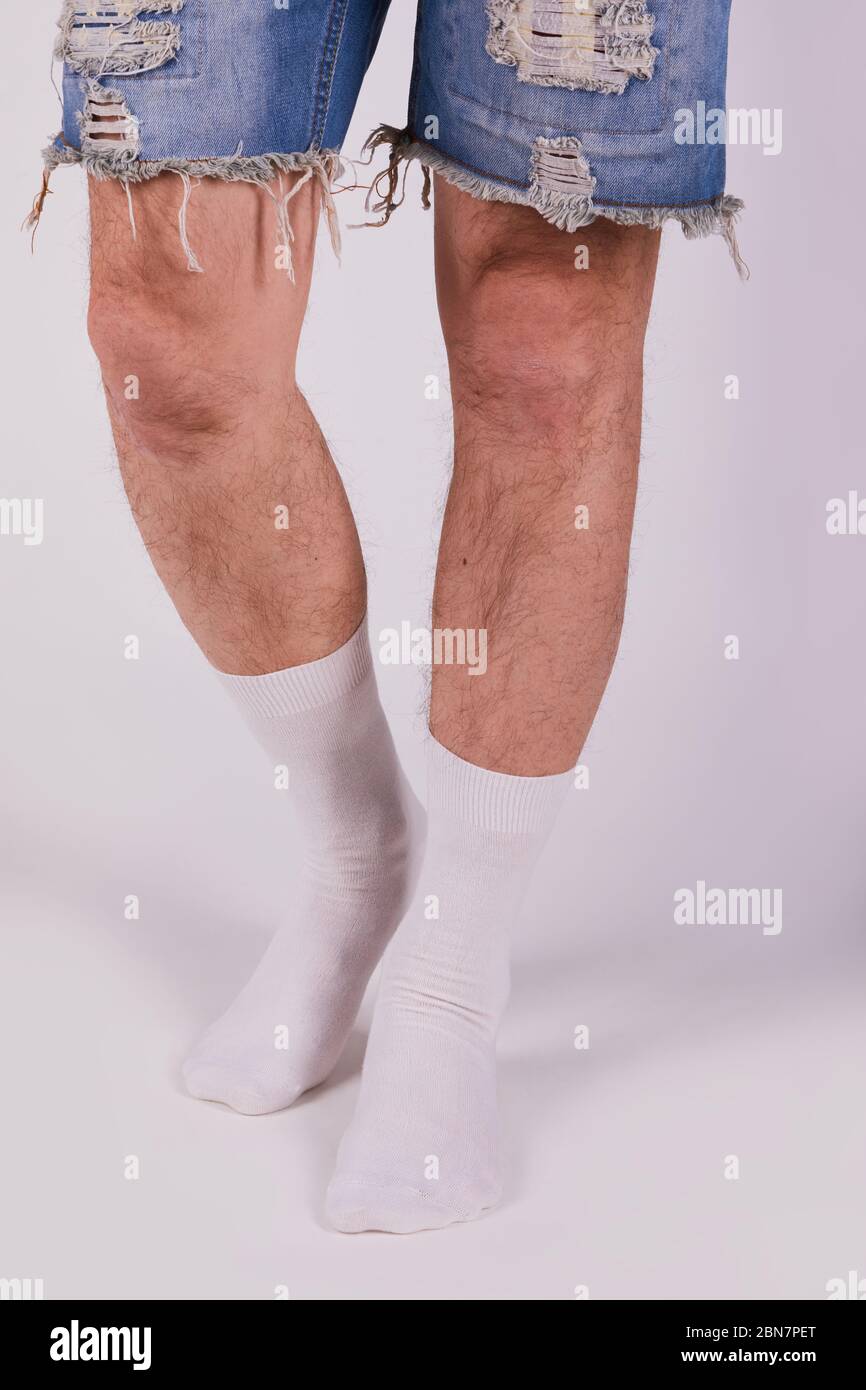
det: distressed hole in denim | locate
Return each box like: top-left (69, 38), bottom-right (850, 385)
top-left (79, 82), bottom-right (140, 157)
top-left (486, 0), bottom-right (658, 94)
top-left (528, 136), bottom-right (598, 228)
top-left (536, 138), bottom-right (594, 200)
top-left (57, 1), bottom-right (184, 78)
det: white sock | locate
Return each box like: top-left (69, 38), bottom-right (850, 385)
top-left (183, 619), bottom-right (425, 1114)
top-left (326, 734), bottom-right (570, 1232)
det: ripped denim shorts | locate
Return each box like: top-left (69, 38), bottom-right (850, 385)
top-left (37, 2), bottom-right (743, 272)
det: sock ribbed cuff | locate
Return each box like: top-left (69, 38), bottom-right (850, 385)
top-left (427, 734), bottom-right (571, 836)
top-left (217, 618), bottom-right (372, 718)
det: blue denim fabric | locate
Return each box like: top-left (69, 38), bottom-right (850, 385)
top-left (411, 0), bottom-right (733, 212)
top-left (58, 1), bottom-right (390, 162)
top-left (52, 2), bottom-right (734, 217)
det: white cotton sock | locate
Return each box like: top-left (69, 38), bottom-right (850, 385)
top-left (183, 619), bottom-right (425, 1115)
top-left (326, 734), bottom-right (570, 1233)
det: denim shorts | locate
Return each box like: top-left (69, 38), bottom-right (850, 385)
top-left (38, 2), bottom-right (742, 271)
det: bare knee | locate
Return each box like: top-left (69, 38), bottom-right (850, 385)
top-left (87, 173), bottom-right (315, 459)
top-left (436, 184), bottom-right (660, 419)
top-left (87, 282), bottom-right (250, 461)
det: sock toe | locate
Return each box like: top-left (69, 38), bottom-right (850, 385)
top-left (182, 1059), bottom-right (301, 1115)
top-left (325, 1180), bottom-right (494, 1234)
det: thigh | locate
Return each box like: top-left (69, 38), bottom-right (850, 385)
top-left (89, 172), bottom-right (322, 358)
top-left (433, 177), bottom-right (661, 355)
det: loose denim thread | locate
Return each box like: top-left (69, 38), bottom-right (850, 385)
top-left (27, 141), bottom-right (345, 277)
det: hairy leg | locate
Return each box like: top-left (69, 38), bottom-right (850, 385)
top-left (89, 173), bottom-right (364, 673)
top-left (87, 174), bottom-right (422, 1113)
top-left (431, 179), bottom-right (660, 774)
top-left (327, 183), bottom-right (659, 1233)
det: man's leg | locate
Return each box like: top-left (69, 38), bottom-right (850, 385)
top-left (430, 183), bottom-right (660, 775)
top-left (88, 175), bottom-right (423, 1113)
top-left (89, 175), bottom-right (363, 674)
top-left (328, 183), bottom-right (659, 1232)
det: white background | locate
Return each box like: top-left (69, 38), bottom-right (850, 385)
top-left (1, 3), bottom-right (864, 1299)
